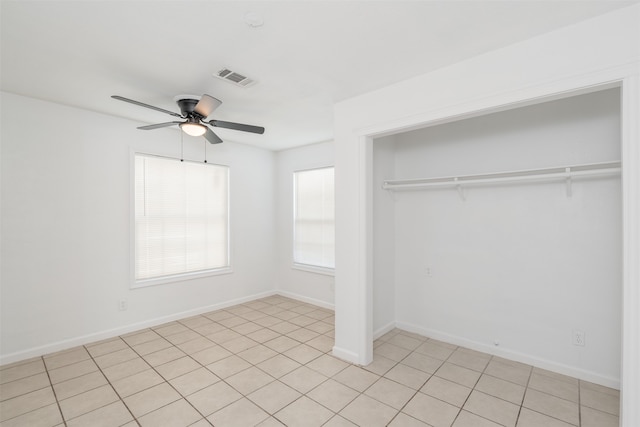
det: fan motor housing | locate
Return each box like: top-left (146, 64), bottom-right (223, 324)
top-left (175, 97), bottom-right (201, 117)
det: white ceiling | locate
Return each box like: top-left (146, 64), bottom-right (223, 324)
top-left (1, 1), bottom-right (636, 151)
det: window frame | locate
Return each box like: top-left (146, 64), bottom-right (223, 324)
top-left (292, 165), bottom-right (335, 276)
top-left (130, 152), bottom-right (232, 289)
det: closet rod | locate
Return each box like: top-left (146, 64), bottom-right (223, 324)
top-left (382, 161), bottom-right (621, 191)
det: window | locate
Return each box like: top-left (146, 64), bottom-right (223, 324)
top-left (134, 154), bottom-right (229, 285)
top-left (293, 167), bottom-right (335, 271)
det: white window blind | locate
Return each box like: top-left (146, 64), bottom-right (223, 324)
top-left (134, 154), bottom-right (229, 282)
top-left (293, 167), bottom-right (335, 269)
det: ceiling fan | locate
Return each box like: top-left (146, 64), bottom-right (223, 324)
top-left (111, 94), bottom-right (265, 144)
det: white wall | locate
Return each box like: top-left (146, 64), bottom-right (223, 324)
top-left (274, 141), bottom-right (335, 308)
top-left (0, 92), bottom-right (277, 362)
top-left (334, 5), bottom-right (639, 424)
top-left (382, 89), bottom-right (621, 384)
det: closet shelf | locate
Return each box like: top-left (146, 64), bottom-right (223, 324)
top-left (381, 161), bottom-right (621, 195)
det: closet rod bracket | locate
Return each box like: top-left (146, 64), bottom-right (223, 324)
top-left (454, 178), bottom-right (466, 201)
top-left (565, 167), bottom-right (572, 198)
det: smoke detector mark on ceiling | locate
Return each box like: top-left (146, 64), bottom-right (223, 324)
top-left (214, 68), bottom-right (256, 88)
top-left (244, 11), bottom-right (264, 28)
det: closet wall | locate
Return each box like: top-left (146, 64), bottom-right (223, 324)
top-left (373, 88), bottom-right (622, 385)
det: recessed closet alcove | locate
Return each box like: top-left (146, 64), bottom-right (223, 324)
top-left (371, 88), bottom-right (622, 387)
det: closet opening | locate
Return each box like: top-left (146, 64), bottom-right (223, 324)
top-left (371, 87), bottom-right (622, 388)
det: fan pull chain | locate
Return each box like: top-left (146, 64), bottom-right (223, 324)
top-left (180, 131), bottom-right (184, 162)
top-left (204, 138), bottom-right (208, 163)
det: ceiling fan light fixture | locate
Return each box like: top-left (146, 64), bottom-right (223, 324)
top-left (180, 122), bottom-right (206, 136)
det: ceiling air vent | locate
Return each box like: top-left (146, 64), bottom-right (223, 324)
top-left (214, 68), bottom-right (256, 88)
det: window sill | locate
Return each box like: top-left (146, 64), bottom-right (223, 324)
top-left (292, 263), bottom-right (335, 277)
top-left (132, 267), bottom-right (233, 289)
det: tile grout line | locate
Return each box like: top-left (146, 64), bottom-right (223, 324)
top-left (231, 329), bottom-right (338, 424)
top-left (214, 302), bottom-right (336, 425)
top-left (524, 376), bottom-right (592, 426)
top-left (307, 362), bottom-right (365, 425)
top-left (375, 332), bottom-right (430, 424)
top-left (120, 297), bottom-right (333, 424)
top-left (0, 369), bottom-right (50, 403)
top-left (513, 357), bottom-right (534, 427)
top-left (219, 300), bottom-right (340, 424)
top-left (0, 356), bottom-right (68, 426)
top-left (169, 302), bottom-right (297, 422)
top-left (131, 306), bottom-right (291, 424)
top-left (375, 333), bottom-right (538, 427)
top-left (447, 344), bottom-right (488, 426)
top-left (117, 335), bottom-right (212, 426)
top-left (0, 296), bottom-right (333, 425)
top-left (127, 308), bottom-right (278, 421)
top-left (4, 298), bottom-right (618, 427)
top-left (373, 334), bottom-right (446, 426)
top-left (42, 356), bottom-right (69, 427)
top-left (578, 379), bottom-right (582, 427)
top-left (485, 358), bottom-right (592, 427)
top-left (81, 342), bottom-right (142, 427)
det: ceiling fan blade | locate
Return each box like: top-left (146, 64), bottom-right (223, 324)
top-left (204, 128), bottom-right (223, 144)
top-left (112, 95), bottom-right (183, 118)
top-left (194, 94), bottom-right (222, 118)
top-left (208, 119), bottom-right (265, 134)
top-left (137, 121), bottom-right (182, 130)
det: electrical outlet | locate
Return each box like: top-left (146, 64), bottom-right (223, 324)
top-left (572, 330), bottom-right (585, 346)
top-left (118, 299), bottom-right (128, 312)
top-left (425, 267), bottom-right (433, 277)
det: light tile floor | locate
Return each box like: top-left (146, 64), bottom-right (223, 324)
top-left (0, 295), bottom-right (620, 426)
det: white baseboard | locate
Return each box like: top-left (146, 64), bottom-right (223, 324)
top-left (373, 321), bottom-right (397, 340)
top-left (0, 290), bottom-right (277, 366)
top-left (276, 290), bottom-right (334, 311)
top-left (332, 346), bottom-right (360, 365)
top-left (396, 321), bottom-right (620, 390)
top-left (7, 292), bottom-right (617, 389)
